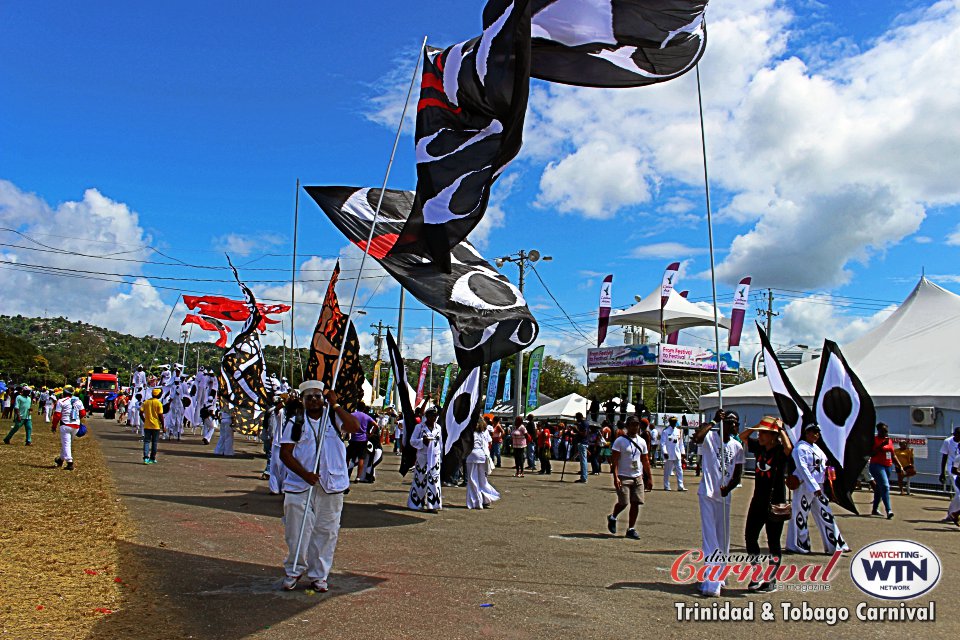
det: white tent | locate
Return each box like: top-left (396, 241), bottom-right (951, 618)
top-left (610, 285), bottom-right (731, 336)
top-left (529, 393), bottom-right (591, 420)
top-left (701, 278), bottom-right (960, 411)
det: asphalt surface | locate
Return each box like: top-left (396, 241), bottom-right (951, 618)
top-left (86, 417), bottom-right (960, 639)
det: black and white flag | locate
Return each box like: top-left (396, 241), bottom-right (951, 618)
top-left (440, 366), bottom-right (484, 480)
top-left (530, 0), bottom-right (708, 88)
top-left (756, 323), bottom-right (812, 443)
top-left (812, 339), bottom-right (875, 514)
top-left (305, 186), bottom-right (538, 369)
top-left (386, 330), bottom-right (418, 476)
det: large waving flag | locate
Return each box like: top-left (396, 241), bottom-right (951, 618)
top-left (305, 261), bottom-right (365, 412)
top-left (218, 260), bottom-right (269, 436)
top-left (530, 0), bottom-right (708, 88)
top-left (441, 365), bottom-right (485, 481)
top-left (597, 274), bottom-right (613, 346)
top-left (812, 340), bottom-right (875, 514)
top-left (727, 277), bottom-right (751, 348)
top-left (183, 295), bottom-right (289, 332)
top-left (182, 314), bottom-right (231, 348)
top-left (305, 186), bottom-right (538, 368)
top-left (389, 0), bottom-right (532, 271)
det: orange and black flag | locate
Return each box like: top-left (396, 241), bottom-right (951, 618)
top-left (306, 261), bottom-right (365, 411)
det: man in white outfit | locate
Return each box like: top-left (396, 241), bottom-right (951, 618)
top-left (51, 385), bottom-right (86, 471)
top-left (660, 417), bottom-right (687, 491)
top-left (786, 423), bottom-right (849, 554)
top-left (279, 381), bottom-right (358, 592)
top-left (691, 410), bottom-right (744, 597)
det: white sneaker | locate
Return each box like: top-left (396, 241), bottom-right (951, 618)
top-left (281, 575), bottom-right (300, 591)
top-left (309, 579), bottom-right (328, 593)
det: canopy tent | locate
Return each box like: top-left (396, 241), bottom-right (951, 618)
top-left (529, 392), bottom-right (592, 420)
top-left (700, 278), bottom-right (960, 412)
top-left (489, 393), bottom-right (554, 417)
top-left (610, 285), bottom-right (731, 336)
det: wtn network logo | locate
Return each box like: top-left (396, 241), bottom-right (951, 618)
top-left (850, 540), bottom-right (941, 600)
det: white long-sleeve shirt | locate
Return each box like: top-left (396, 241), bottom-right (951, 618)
top-left (660, 426), bottom-right (685, 460)
top-left (793, 440), bottom-right (827, 493)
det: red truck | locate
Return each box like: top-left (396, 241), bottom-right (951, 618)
top-left (82, 367), bottom-right (120, 413)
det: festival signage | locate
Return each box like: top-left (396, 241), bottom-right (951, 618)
top-left (587, 344), bottom-right (657, 369)
top-left (502, 370), bottom-right (512, 403)
top-left (439, 364), bottom-right (455, 405)
top-left (484, 360), bottom-right (501, 412)
top-left (728, 276), bottom-right (751, 348)
top-left (415, 356), bottom-right (430, 405)
top-left (659, 344), bottom-right (740, 372)
top-left (587, 344), bottom-right (739, 372)
top-left (525, 345), bottom-right (545, 414)
top-left (597, 275), bottom-right (613, 347)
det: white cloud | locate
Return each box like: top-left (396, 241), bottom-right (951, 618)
top-left (524, 0), bottom-right (960, 289)
top-left (0, 180), bottom-right (175, 337)
top-left (914, 235), bottom-right (933, 244)
top-left (630, 242), bottom-right (708, 260)
top-left (946, 224), bottom-right (960, 246)
top-left (213, 232), bottom-right (283, 257)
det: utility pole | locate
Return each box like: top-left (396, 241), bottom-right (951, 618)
top-left (756, 289), bottom-right (779, 340)
top-left (496, 249), bottom-right (552, 419)
top-left (370, 320), bottom-right (394, 363)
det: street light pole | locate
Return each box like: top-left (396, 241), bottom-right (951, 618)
top-left (496, 249), bottom-right (551, 420)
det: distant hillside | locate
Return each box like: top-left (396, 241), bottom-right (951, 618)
top-left (0, 314), bottom-right (447, 393)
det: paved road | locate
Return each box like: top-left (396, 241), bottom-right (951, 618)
top-left (86, 417), bottom-right (959, 639)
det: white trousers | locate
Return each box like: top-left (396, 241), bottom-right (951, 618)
top-left (59, 425), bottom-right (79, 462)
top-left (283, 489), bottom-right (344, 581)
top-left (663, 458), bottom-right (685, 490)
top-left (214, 426), bottom-right (234, 456)
top-left (44, 406), bottom-right (52, 422)
top-left (786, 487), bottom-right (847, 554)
top-left (699, 495), bottom-right (731, 596)
top-left (466, 461), bottom-right (500, 509)
top-left (201, 417), bottom-right (217, 443)
top-left (269, 445), bottom-right (284, 494)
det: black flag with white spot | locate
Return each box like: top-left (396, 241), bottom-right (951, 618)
top-left (812, 339), bottom-right (875, 514)
top-left (530, 0), bottom-right (708, 88)
top-left (386, 330), bottom-right (418, 476)
top-left (756, 323), bottom-right (812, 442)
top-left (305, 186), bottom-right (539, 369)
top-left (440, 365), bottom-right (484, 481)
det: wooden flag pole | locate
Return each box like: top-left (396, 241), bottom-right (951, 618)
top-left (291, 36), bottom-right (428, 577)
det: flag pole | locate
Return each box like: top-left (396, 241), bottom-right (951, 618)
top-left (291, 36), bottom-right (427, 577)
top-left (696, 65), bottom-right (729, 558)
top-left (289, 178), bottom-right (300, 384)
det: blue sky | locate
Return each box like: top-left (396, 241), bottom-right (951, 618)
top-left (2, 0), bottom-right (958, 371)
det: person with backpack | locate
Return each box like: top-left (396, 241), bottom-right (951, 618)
top-left (278, 381), bottom-right (359, 592)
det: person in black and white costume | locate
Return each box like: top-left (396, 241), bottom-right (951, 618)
top-left (786, 423), bottom-right (849, 555)
top-left (278, 380), bottom-right (359, 592)
top-left (408, 406), bottom-right (443, 512)
top-left (607, 417), bottom-right (652, 540)
top-left (691, 410), bottom-right (744, 597)
top-left (660, 416), bottom-right (687, 491)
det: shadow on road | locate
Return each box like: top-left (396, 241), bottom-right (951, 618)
top-left (123, 491), bottom-right (425, 528)
top-left (606, 581), bottom-right (749, 598)
top-left (89, 540), bottom-right (386, 639)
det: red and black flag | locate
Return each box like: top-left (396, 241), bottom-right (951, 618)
top-left (530, 0), bottom-right (708, 88)
top-left (306, 261), bottom-right (365, 412)
top-left (218, 259), bottom-right (270, 436)
top-left (389, 0), bottom-right (532, 271)
top-left (183, 295), bottom-right (289, 331)
top-left (305, 186), bottom-right (538, 369)
top-left (181, 314), bottom-right (231, 348)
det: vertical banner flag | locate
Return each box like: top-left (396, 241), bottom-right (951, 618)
top-left (371, 359), bottom-right (382, 405)
top-left (439, 364), bottom-right (455, 405)
top-left (415, 356), bottom-right (430, 405)
top-left (384, 365), bottom-right (394, 407)
top-left (525, 345), bottom-right (545, 414)
top-left (484, 360), bottom-right (501, 412)
top-left (502, 370), bottom-right (512, 403)
top-left (597, 274), bottom-right (613, 347)
top-left (728, 277), bottom-right (752, 349)
top-left (666, 291), bottom-right (689, 345)
top-left (660, 261), bottom-right (680, 335)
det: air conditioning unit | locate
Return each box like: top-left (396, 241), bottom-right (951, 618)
top-left (910, 406), bottom-right (936, 426)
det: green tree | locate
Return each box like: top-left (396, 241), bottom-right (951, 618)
top-left (537, 356), bottom-right (584, 399)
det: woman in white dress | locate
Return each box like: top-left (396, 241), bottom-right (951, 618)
top-left (466, 418), bottom-right (500, 509)
top-left (407, 407), bottom-right (442, 512)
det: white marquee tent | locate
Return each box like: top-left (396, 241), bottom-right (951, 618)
top-left (700, 278), bottom-right (960, 475)
top-left (610, 285), bottom-right (731, 336)
top-left (529, 393), bottom-right (591, 420)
